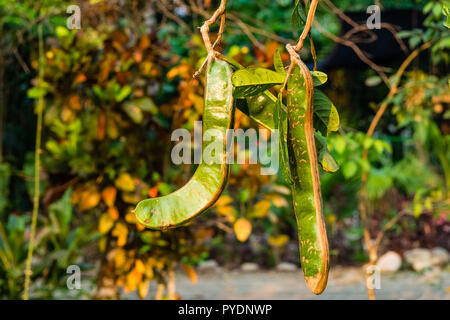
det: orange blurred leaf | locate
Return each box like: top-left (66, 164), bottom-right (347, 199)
top-left (148, 186), bottom-right (158, 198)
top-left (108, 206), bottom-right (119, 220)
top-left (102, 186), bottom-right (117, 207)
top-left (78, 186), bottom-right (100, 211)
top-left (181, 264), bottom-right (198, 284)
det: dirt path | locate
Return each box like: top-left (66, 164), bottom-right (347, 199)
top-left (162, 267), bottom-right (450, 300)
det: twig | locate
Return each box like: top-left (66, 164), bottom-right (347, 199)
top-left (193, 0), bottom-right (227, 78)
top-left (321, 0), bottom-right (407, 53)
top-left (230, 17), bottom-right (264, 50)
top-left (23, 23), bottom-right (45, 301)
top-left (313, 21), bottom-right (391, 87)
top-left (343, 23), bottom-right (408, 53)
top-left (155, 0), bottom-right (192, 33)
top-left (358, 41), bottom-right (432, 300)
top-left (12, 48), bottom-right (30, 74)
top-left (321, 0), bottom-right (358, 29)
top-left (280, 0), bottom-right (319, 95)
top-left (200, 0), bottom-right (227, 55)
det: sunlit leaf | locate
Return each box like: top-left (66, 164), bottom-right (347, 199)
top-left (232, 68), bottom-right (284, 98)
top-left (315, 132), bottom-right (339, 173)
top-left (291, 0), bottom-right (306, 29)
top-left (314, 89), bottom-right (340, 136)
top-left (311, 71), bottom-right (328, 87)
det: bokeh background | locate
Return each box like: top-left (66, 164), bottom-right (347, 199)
top-left (0, 0), bottom-right (448, 299)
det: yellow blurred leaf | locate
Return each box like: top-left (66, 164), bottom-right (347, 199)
top-left (78, 186), bottom-right (100, 211)
top-left (107, 116), bottom-right (119, 139)
top-left (181, 264), bottom-right (198, 284)
top-left (125, 211), bottom-right (137, 224)
top-left (99, 213), bottom-right (114, 234)
top-left (98, 237), bottom-right (107, 252)
top-left (266, 194), bottom-right (288, 208)
top-left (326, 213), bottom-right (336, 225)
top-left (136, 221), bottom-right (146, 231)
top-left (249, 200), bottom-right (271, 218)
top-left (234, 218), bottom-right (252, 242)
top-left (125, 269), bottom-right (141, 293)
top-left (216, 205), bottom-right (237, 223)
top-left (138, 280), bottom-right (150, 299)
top-left (214, 195), bottom-right (233, 207)
top-left (114, 248), bottom-right (126, 269)
top-left (268, 234), bottom-right (289, 247)
top-left (122, 191), bottom-right (141, 204)
top-left (112, 222), bottom-right (128, 247)
top-left (115, 173), bottom-right (135, 192)
top-left (135, 259), bottom-right (146, 274)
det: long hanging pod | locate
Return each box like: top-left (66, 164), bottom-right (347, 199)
top-left (287, 59), bottom-right (329, 295)
top-left (135, 58), bottom-right (234, 230)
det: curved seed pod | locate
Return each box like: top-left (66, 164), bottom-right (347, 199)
top-left (287, 60), bottom-right (329, 295)
top-left (135, 58), bottom-right (234, 230)
top-left (274, 93), bottom-right (292, 184)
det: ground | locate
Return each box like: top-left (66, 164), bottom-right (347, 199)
top-left (150, 267), bottom-right (450, 300)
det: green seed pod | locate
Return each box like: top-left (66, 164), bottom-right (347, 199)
top-left (135, 58), bottom-right (234, 230)
top-left (287, 61), bottom-right (329, 295)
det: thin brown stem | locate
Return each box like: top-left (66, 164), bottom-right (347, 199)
top-left (313, 21), bottom-right (391, 87)
top-left (280, 0), bottom-right (319, 95)
top-left (294, 0), bottom-right (319, 51)
top-left (358, 41), bottom-right (432, 300)
top-left (155, 0), bottom-right (192, 33)
top-left (193, 0), bottom-right (227, 78)
top-left (23, 23), bottom-right (44, 300)
top-left (200, 0), bottom-right (227, 55)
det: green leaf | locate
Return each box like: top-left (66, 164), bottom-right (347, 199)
top-left (367, 168), bottom-right (393, 200)
top-left (365, 76), bottom-right (382, 87)
top-left (273, 49), bottom-right (286, 75)
top-left (27, 87), bottom-right (47, 99)
top-left (314, 133), bottom-right (339, 173)
top-left (158, 182), bottom-right (172, 196)
top-left (124, 98), bottom-right (158, 115)
top-left (115, 86), bottom-right (132, 102)
top-left (291, 0), bottom-right (306, 29)
top-left (122, 104), bottom-right (143, 124)
top-left (275, 93), bottom-right (292, 183)
top-left (444, 2), bottom-right (450, 28)
top-left (49, 188), bottom-right (73, 235)
top-left (314, 90), bottom-right (340, 136)
top-left (342, 161), bottom-right (358, 179)
top-left (232, 68), bottom-right (285, 98)
top-left (311, 71), bottom-right (328, 87)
